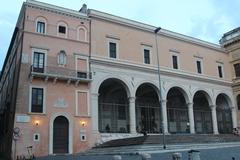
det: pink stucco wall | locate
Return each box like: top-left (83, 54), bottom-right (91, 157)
top-left (13, 4), bottom-right (94, 158)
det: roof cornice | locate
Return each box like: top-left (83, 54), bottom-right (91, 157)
top-left (25, 0), bottom-right (90, 20)
top-left (88, 9), bottom-right (225, 53)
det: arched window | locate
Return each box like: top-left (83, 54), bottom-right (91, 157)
top-left (77, 26), bottom-right (87, 41)
top-left (58, 50), bottom-right (67, 66)
top-left (36, 16), bottom-right (47, 34)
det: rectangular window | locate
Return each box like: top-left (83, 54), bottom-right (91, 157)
top-left (37, 21), bottom-right (45, 34)
top-left (196, 60), bottom-right (202, 74)
top-left (33, 52), bottom-right (45, 73)
top-left (109, 42), bottom-right (117, 58)
top-left (218, 65), bottom-right (223, 78)
top-left (31, 88), bottom-right (43, 113)
top-left (144, 49), bottom-right (150, 64)
top-left (172, 55), bottom-right (178, 69)
top-left (58, 26), bottom-right (66, 34)
top-left (234, 63), bottom-right (240, 77)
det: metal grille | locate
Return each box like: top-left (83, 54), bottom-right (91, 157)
top-left (99, 103), bottom-right (129, 133)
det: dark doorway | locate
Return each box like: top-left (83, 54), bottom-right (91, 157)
top-left (98, 78), bottom-right (130, 133)
top-left (135, 83), bottom-right (160, 133)
top-left (193, 91), bottom-right (213, 134)
top-left (216, 94), bottom-right (233, 134)
top-left (53, 116), bottom-right (69, 154)
top-left (167, 87), bottom-right (189, 134)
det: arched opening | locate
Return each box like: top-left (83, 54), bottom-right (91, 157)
top-left (98, 78), bottom-right (129, 133)
top-left (216, 94), bottom-right (233, 134)
top-left (167, 87), bottom-right (189, 134)
top-left (193, 91), bottom-right (213, 134)
top-left (53, 116), bottom-right (69, 154)
top-left (135, 83), bottom-right (160, 134)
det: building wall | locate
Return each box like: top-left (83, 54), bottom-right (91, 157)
top-left (12, 2), bottom-right (94, 157)
top-left (91, 18), bottom-right (232, 81)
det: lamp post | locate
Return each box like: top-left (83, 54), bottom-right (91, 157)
top-left (154, 27), bottom-right (166, 149)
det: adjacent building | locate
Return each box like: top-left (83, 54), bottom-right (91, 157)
top-left (0, 0), bottom-right (239, 159)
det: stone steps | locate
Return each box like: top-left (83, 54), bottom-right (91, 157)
top-left (96, 134), bottom-right (240, 148)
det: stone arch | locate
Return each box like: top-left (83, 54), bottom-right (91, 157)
top-left (165, 85), bottom-right (190, 103)
top-left (49, 112), bottom-right (73, 154)
top-left (133, 80), bottom-right (159, 98)
top-left (215, 93), bottom-right (233, 133)
top-left (166, 86), bottom-right (189, 133)
top-left (192, 89), bottom-right (213, 106)
top-left (98, 78), bottom-right (131, 133)
top-left (94, 75), bottom-right (132, 98)
top-left (135, 82), bottom-right (161, 133)
top-left (193, 90), bottom-right (213, 133)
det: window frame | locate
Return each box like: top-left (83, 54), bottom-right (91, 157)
top-left (234, 63), bottom-right (240, 78)
top-left (29, 86), bottom-right (46, 114)
top-left (217, 63), bottom-right (224, 78)
top-left (31, 48), bottom-right (47, 73)
top-left (143, 49), bottom-right (151, 64)
top-left (57, 21), bottom-right (68, 38)
top-left (195, 58), bottom-right (203, 74)
top-left (107, 38), bottom-right (119, 59)
top-left (35, 17), bottom-right (47, 34)
top-left (77, 26), bottom-right (87, 42)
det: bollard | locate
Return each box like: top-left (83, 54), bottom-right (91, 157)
top-left (113, 155), bottom-right (122, 160)
top-left (188, 150), bottom-right (200, 160)
top-left (140, 153), bottom-right (151, 160)
top-left (172, 152), bottom-right (182, 160)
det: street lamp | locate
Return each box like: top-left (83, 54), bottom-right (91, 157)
top-left (154, 27), bottom-right (166, 149)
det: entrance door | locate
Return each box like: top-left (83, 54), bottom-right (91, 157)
top-left (53, 116), bottom-right (69, 154)
top-left (194, 110), bottom-right (212, 133)
top-left (168, 108), bottom-right (189, 133)
top-left (217, 110), bottom-right (232, 133)
top-left (136, 106), bottom-right (160, 133)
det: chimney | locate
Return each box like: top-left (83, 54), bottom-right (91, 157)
top-left (79, 4), bottom-right (87, 14)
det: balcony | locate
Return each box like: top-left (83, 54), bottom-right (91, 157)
top-left (29, 65), bottom-right (92, 84)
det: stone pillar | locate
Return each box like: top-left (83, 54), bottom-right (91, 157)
top-left (91, 93), bottom-right (99, 133)
top-left (231, 106), bottom-right (238, 128)
top-left (161, 100), bottom-right (169, 134)
top-left (187, 102), bottom-right (195, 134)
top-left (210, 105), bottom-right (219, 134)
top-left (129, 97), bottom-right (137, 134)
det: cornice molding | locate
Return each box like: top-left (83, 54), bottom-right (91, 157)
top-left (90, 56), bottom-right (232, 87)
top-left (25, 0), bottom-right (90, 21)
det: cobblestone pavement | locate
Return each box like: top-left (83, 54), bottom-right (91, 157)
top-left (37, 145), bottom-right (240, 160)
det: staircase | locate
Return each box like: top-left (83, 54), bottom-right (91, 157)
top-left (96, 134), bottom-right (240, 148)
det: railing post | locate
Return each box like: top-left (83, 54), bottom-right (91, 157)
top-left (188, 150), bottom-right (200, 160)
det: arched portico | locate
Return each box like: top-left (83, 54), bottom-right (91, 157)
top-left (216, 93), bottom-right (233, 134)
top-left (166, 87), bottom-right (189, 134)
top-left (135, 83), bottom-right (161, 134)
top-left (193, 91), bottom-right (213, 134)
top-left (98, 78), bottom-right (130, 133)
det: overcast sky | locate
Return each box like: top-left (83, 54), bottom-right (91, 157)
top-left (1, 0), bottom-right (240, 69)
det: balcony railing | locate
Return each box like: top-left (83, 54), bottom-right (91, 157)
top-left (30, 65), bottom-right (92, 83)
